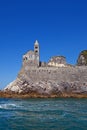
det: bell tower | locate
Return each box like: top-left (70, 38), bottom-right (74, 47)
top-left (34, 40), bottom-right (39, 66)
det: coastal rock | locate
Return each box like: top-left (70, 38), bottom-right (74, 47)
top-left (3, 42), bottom-right (87, 98)
top-left (77, 50), bottom-right (87, 66)
top-left (4, 66), bottom-right (87, 97)
top-left (4, 78), bottom-right (22, 93)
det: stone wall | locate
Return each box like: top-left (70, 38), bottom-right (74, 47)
top-left (18, 66), bottom-right (87, 84)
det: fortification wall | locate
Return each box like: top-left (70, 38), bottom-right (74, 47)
top-left (18, 66), bottom-right (87, 83)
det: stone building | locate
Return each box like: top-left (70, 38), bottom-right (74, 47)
top-left (23, 40), bottom-right (40, 67)
top-left (48, 56), bottom-right (66, 67)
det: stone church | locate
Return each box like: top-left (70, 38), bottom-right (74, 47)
top-left (23, 40), bottom-right (40, 67)
top-left (23, 40), bottom-right (66, 67)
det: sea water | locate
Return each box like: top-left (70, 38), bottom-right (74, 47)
top-left (0, 98), bottom-right (87, 130)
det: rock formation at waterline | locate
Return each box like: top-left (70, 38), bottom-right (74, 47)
top-left (4, 41), bottom-right (87, 98)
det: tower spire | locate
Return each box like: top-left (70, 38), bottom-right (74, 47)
top-left (35, 40), bottom-right (39, 45)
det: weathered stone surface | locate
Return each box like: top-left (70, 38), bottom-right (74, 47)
top-left (48, 56), bottom-right (66, 67)
top-left (4, 65), bottom-right (87, 97)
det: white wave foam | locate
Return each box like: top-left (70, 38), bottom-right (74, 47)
top-left (0, 103), bottom-right (17, 109)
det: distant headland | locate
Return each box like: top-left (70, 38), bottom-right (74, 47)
top-left (1, 40), bottom-right (87, 98)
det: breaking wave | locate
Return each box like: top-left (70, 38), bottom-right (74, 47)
top-left (0, 103), bottom-right (17, 109)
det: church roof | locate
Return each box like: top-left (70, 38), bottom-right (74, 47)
top-left (27, 50), bottom-right (34, 55)
top-left (23, 50), bottom-right (34, 56)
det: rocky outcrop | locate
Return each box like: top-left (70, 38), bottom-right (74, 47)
top-left (3, 47), bottom-right (87, 98)
top-left (77, 50), bottom-right (87, 66)
top-left (4, 65), bottom-right (87, 98)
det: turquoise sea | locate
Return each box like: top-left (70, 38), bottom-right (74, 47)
top-left (0, 98), bottom-right (87, 130)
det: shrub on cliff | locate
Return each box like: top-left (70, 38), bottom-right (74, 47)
top-left (77, 50), bottom-right (87, 66)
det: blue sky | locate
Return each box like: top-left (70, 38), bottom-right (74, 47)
top-left (0, 0), bottom-right (87, 89)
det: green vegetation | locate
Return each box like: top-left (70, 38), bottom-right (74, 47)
top-left (81, 50), bottom-right (87, 65)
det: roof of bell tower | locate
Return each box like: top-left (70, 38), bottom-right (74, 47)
top-left (34, 40), bottom-right (39, 46)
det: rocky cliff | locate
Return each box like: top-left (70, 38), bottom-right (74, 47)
top-left (3, 47), bottom-right (87, 98)
top-left (4, 65), bottom-right (87, 98)
top-left (77, 50), bottom-right (87, 66)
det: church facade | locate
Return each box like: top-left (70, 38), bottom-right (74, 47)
top-left (23, 40), bottom-right (40, 67)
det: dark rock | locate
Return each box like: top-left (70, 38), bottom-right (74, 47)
top-left (77, 50), bottom-right (87, 66)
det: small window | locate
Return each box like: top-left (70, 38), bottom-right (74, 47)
top-left (35, 50), bottom-right (38, 53)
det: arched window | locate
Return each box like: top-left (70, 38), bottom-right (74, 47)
top-left (35, 50), bottom-right (38, 53)
top-left (35, 46), bottom-right (38, 49)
